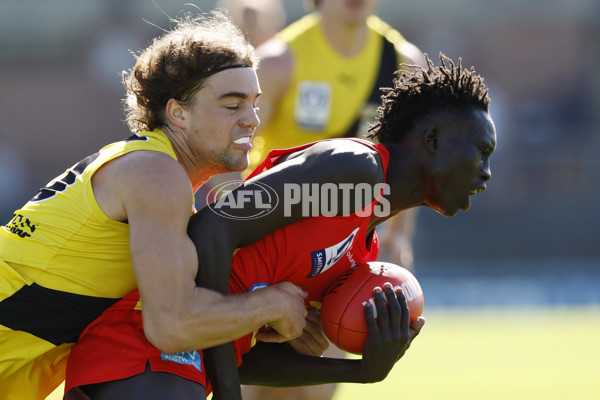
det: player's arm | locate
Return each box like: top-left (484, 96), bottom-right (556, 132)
top-left (93, 151), bottom-right (307, 354)
top-left (188, 140), bottom-right (385, 332)
top-left (398, 41), bottom-right (426, 68)
top-left (253, 37), bottom-right (293, 132)
top-left (238, 285), bottom-right (426, 386)
top-left (188, 139), bottom-right (385, 278)
top-left (377, 207), bottom-right (417, 271)
top-left (188, 141), bottom-right (384, 398)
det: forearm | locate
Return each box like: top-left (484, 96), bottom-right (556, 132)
top-left (172, 288), bottom-right (283, 351)
top-left (239, 342), bottom-right (368, 387)
top-left (190, 220), bottom-right (242, 400)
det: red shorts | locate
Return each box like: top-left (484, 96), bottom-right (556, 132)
top-left (65, 290), bottom-right (253, 396)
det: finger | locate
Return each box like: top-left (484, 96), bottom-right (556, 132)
top-left (396, 286), bottom-right (410, 333)
top-left (255, 328), bottom-right (287, 343)
top-left (373, 287), bottom-right (390, 338)
top-left (302, 316), bottom-right (330, 350)
top-left (409, 316), bottom-right (426, 341)
top-left (383, 282), bottom-right (401, 332)
top-left (278, 281), bottom-right (308, 298)
top-left (364, 298), bottom-right (379, 340)
top-left (288, 331), bottom-right (329, 356)
top-left (294, 283), bottom-right (309, 298)
top-left (306, 307), bottom-right (321, 324)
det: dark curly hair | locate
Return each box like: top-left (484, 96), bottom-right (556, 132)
top-left (367, 53), bottom-right (490, 143)
top-left (123, 11), bottom-right (258, 133)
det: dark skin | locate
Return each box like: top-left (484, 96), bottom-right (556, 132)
top-left (192, 107), bottom-right (496, 399)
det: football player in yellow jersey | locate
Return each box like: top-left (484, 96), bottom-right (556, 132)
top-left (0, 11), bottom-right (310, 399)
top-left (243, 1), bottom-right (424, 398)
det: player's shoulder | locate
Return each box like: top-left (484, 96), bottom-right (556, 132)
top-left (110, 149), bottom-right (181, 173)
top-left (278, 13), bottom-right (320, 43)
top-left (102, 150), bottom-right (189, 199)
top-left (367, 16), bottom-right (405, 46)
top-left (367, 16), bottom-right (424, 66)
top-left (93, 149), bottom-right (191, 222)
top-left (299, 139), bottom-right (383, 184)
top-left (256, 13), bottom-right (318, 60)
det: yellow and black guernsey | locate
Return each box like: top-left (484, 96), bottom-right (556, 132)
top-left (250, 13), bottom-right (409, 168)
top-left (0, 129), bottom-right (177, 399)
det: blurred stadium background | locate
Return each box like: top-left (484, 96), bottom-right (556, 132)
top-left (1, 1), bottom-right (598, 398)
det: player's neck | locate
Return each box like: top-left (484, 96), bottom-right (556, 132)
top-left (380, 143), bottom-right (428, 215)
top-left (321, 16), bottom-right (368, 58)
top-left (162, 126), bottom-right (213, 193)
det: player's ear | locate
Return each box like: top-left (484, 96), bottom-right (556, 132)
top-left (421, 124), bottom-right (438, 154)
top-left (165, 98), bottom-right (187, 129)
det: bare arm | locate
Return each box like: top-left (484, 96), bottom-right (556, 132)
top-left (377, 208), bottom-right (417, 272)
top-left (254, 37), bottom-right (293, 133)
top-left (188, 142), bottom-right (384, 399)
top-left (94, 151), bottom-right (307, 354)
top-left (239, 285), bottom-right (426, 386)
top-left (398, 40), bottom-right (426, 68)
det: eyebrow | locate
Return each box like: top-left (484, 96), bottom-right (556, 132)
top-left (218, 91), bottom-right (262, 102)
top-left (218, 91), bottom-right (249, 100)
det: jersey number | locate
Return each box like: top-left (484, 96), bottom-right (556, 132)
top-left (30, 152), bottom-right (100, 202)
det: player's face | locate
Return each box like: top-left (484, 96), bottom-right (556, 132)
top-left (183, 67), bottom-right (261, 175)
top-left (425, 108), bottom-right (496, 216)
top-left (320, 0), bottom-right (380, 24)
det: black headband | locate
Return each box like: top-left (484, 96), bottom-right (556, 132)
top-left (201, 64), bottom-right (251, 78)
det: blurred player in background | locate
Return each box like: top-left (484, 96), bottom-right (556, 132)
top-left (215, 0), bottom-right (286, 47)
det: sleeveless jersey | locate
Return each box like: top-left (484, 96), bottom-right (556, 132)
top-left (250, 13), bottom-right (406, 168)
top-left (65, 138), bottom-right (391, 395)
top-left (0, 129), bottom-right (178, 399)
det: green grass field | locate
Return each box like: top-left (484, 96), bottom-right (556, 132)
top-left (46, 306), bottom-right (600, 400)
top-left (333, 306), bottom-right (600, 400)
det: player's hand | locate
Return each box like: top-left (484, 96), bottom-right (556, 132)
top-left (360, 282), bottom-right (425, 383)
top-left (255, 282), bottom-right (308, 343)
top-left (286, 307), bottom-right (330, 356)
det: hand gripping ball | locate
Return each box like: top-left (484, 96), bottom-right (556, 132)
top-left (320, 261), bottom-right (424, 354)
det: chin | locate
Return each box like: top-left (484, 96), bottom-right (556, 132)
top-left (436, 205), bottom-right (460, 217)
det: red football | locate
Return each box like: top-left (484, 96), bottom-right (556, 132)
top-left (320, 261), bottom-right (424, 354)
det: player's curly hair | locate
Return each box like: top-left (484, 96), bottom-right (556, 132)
top-left (367, 53), bottom-right (490, 143)
top-left (123, 11), bottom-right (258, 133)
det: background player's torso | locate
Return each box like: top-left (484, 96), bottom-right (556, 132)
top-left (255, 14), bottom-right (406, 157)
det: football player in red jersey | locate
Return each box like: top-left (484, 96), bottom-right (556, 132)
top-left (65, 52), bottom-right (496, 400)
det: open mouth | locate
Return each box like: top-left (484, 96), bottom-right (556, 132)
top-left (469, 186), bottom-right (486, 196)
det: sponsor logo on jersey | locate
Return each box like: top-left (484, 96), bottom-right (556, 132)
top-left (308, 227), bottom-right (360, 277)
top-left (161, 350), bottom-right (202, 372)
top-left (4, 213), bottom-right (37, 238)
top-left (295, 80), bottom-right (332, 131)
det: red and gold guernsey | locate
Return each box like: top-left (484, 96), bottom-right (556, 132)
top-left (230, 138), bottom-right (390, 307)
top-left (65, 138), bottom-right (390, 395)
